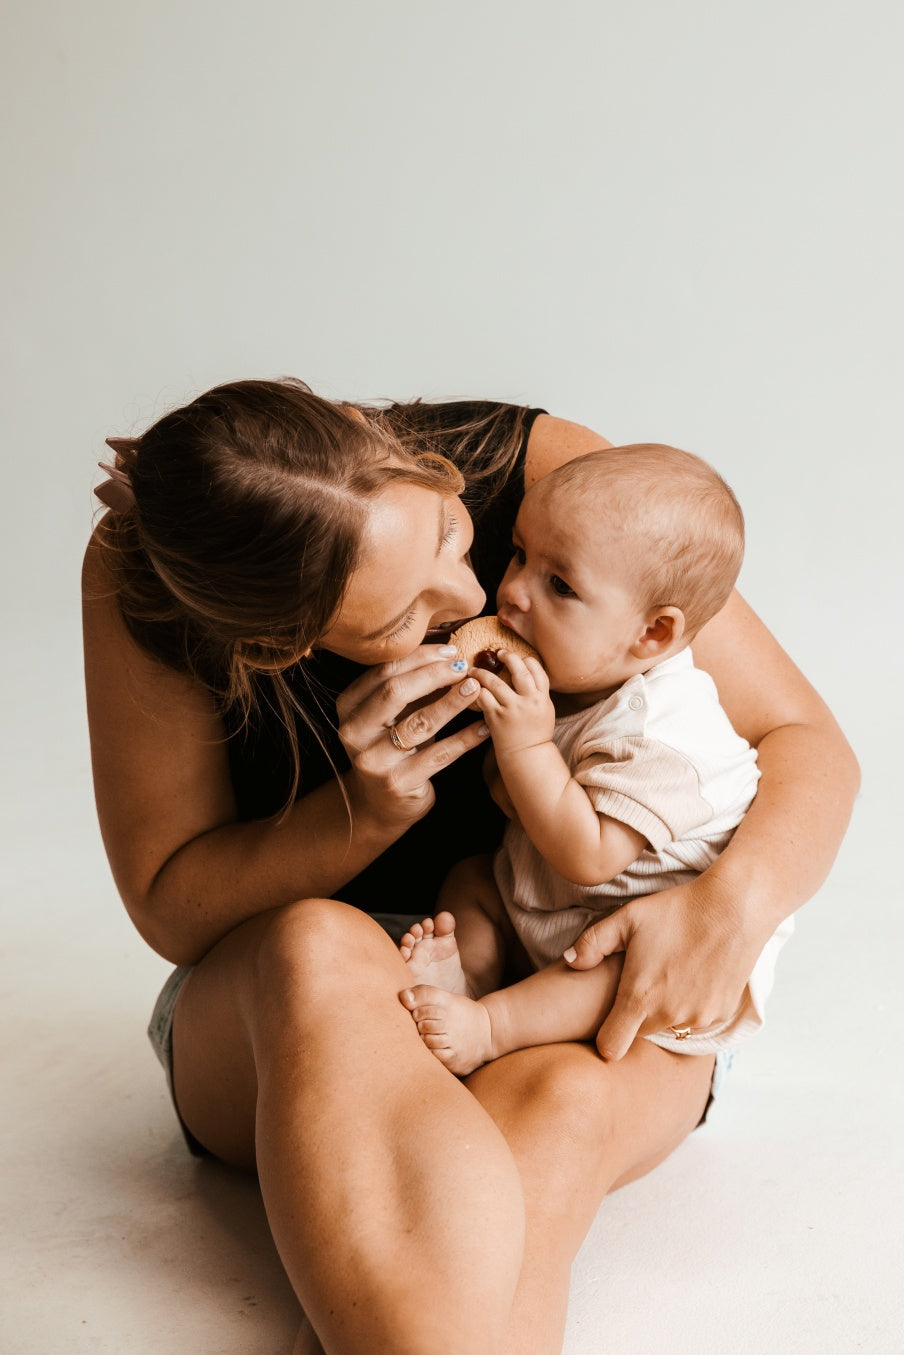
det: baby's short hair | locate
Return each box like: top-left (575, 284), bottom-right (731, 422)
top-left (537, 444), bottom-right (744, 638)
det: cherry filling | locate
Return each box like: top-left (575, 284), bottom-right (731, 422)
top-left (474, 648), bottom-right (504, 674)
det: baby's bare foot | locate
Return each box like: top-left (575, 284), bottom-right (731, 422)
top-left (399, 985), bottom-right (495, 1075)
top-left (398, 912), bottom-right (470, 996)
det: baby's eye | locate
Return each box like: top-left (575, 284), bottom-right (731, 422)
top-left (550, 575), bottom-right (575, 598)
top-left (512, 546), bottom-right (526, 566)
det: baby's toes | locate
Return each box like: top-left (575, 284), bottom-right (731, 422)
top-left (421, 1032), bottom-right (453, 1052)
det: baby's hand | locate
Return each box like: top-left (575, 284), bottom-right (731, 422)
top-left (473, 651), bottom-right (555, 757)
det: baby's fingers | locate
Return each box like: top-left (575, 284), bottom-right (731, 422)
top-left (497, 650), bottom-right (549, 696)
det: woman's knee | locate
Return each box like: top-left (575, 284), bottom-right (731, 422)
top-left (474, 1042), bottom-right (618, 1149)
top-left (251, 896), bottom-right (400, 1004)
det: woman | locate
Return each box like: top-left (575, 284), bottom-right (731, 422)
top-left (82, 380), bottom-right (858, 1354)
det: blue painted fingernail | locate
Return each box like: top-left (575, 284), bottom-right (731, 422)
top-left (451, 658), bottom-right (467, 672)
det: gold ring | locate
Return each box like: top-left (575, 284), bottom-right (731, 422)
top-left (667, 1025), bottom-right (693, 1041)
top-left (389, 724), bottom-right (416, 752)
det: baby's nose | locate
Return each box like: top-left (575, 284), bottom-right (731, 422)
top-left (498, 572), bottom-right (530, 612)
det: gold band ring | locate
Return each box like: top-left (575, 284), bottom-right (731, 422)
top-left (667, 1025), bottom-right (694, 1041)
top-left (389, 724), bottom-right (417, 753)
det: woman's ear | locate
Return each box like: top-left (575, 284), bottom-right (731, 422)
top-left (630, 606), bottom-right (685, 660)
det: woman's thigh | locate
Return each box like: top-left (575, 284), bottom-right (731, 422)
top-left (169, 899), bottom-right (420, 1170)
top-left (170, 898), bottom-right (713, 1200)
top-left (169, 912), bottom-right (270, 1170)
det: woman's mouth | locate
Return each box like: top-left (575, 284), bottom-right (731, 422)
top-left (423, 617), bottom-right (478, 642)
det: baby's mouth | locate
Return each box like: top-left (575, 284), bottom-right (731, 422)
top-left (496, 610), bottom-right (525, 642)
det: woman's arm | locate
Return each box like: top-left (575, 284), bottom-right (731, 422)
top-left (688, 589), bottom-right (859, 920)
top-left (526, 416), bottom-right (860, 1057)
top-left (82, 533), bottom-right (488, 966)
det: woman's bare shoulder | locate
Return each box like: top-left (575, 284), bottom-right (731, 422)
top-left (82, 517), bottom-right (222, 724)
top-left (523, 413), bottom-right (614, 488)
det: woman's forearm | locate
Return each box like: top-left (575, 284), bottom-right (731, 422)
top-left (704, 714), bottom-right (860, 935)
top-left (138, 777), bottom-right (407, 966)
top-left (688, 589), bottom-right (860, 934)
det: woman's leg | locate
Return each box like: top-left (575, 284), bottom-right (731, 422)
top-left (466, 1038), bottom-right (715, 1355)
top-left (171, 899), bottom-right (526, 1355)
top-left (172, 897), bottom-right (714, 1355)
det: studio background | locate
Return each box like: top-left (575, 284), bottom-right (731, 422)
top-left (2, 2), bottom-right (901, 1351)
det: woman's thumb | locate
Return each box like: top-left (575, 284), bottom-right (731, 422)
top-left (563, 910), bottom-right (631, 970)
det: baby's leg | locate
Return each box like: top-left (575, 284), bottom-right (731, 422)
top-left (401, 954), bottom-right (625, 1076)
top-left (399, 855), bottom-right (512, 999)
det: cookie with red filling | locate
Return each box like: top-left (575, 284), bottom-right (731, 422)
top-left (450, 617), bottom-right (541, 686)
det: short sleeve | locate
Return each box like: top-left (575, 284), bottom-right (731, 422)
top-left (574, 736), bottom-right (715, 850)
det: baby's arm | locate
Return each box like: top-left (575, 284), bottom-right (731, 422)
top-left (501, 749), bottom-right (646, 884)
top-left (475, 654), bottom-right (647, 885)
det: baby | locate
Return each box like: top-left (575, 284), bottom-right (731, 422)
top-left (399, 444), bottom-right (792, 1074)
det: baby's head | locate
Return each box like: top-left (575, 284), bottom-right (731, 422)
top-left (496, 444), bottom-right (744, 706)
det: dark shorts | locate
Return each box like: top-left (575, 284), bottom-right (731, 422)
top-left (147, 912), bottom-right (731, 1155)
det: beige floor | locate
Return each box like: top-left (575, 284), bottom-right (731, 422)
top-left (3, 751), bottom-right (901, 1354)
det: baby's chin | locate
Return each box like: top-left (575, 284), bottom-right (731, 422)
top-left (552, 672), bottom-right (632, 712)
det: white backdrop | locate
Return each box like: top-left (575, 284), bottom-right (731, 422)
top-left (2, 2), bottom-right (902, 1351)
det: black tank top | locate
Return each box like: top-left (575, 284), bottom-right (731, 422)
top-left (224, 400), bottom-right (546, 915)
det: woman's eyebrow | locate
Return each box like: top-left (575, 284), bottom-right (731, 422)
top-left (359, 499), bottom-right (448, 642)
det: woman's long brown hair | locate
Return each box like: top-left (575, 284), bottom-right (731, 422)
top-left (93, 378), bottom-right (528, 811)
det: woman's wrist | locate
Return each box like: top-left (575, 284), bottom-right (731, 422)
top-left (342, 769), bottom-right (432, 844)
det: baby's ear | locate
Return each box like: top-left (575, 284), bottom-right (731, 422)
top-left (630, 606), bottom-right (685, 660)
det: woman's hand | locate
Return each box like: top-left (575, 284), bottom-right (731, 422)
top-left (336, 645), bottom-right (491, 832)
top-left (563, 871), bottom-right (767, 1060)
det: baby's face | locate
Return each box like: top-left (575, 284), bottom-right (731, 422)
top-left (495, 486), bottom-right (646, 709)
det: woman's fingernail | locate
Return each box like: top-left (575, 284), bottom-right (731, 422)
top-left (460, 678), bottom-right (478, 696)
top-left (450, 657), bottom-right (468, 673)
top-left (438, 645), bottom-right (457, 657)
top-left (478, 723), bottom-right (490, 737)
top-left (563, 947), bottom-right (577, 963)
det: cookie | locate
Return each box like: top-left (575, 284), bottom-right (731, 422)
top-left (450, 616), bottom-right (541, 681)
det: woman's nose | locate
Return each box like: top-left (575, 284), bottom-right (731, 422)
top-left (448, 557), bottom-right (486, 616)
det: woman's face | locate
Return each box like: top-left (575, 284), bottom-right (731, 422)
top-left (319, 480), bottom-right (486, 664)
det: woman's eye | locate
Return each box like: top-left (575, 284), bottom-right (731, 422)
top-left (441, 515), bottom-right (459, 548)
top-left (550, 576), bottom-right (575, 598)
top-left (384, 611), bottom-right (417, 642)
top-left (512, 546), bottom-right (526, 566)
